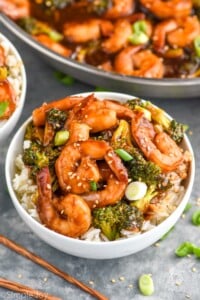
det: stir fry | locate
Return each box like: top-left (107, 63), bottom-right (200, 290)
top-left (1, 0), bottom-right (200, 78)
top-left (16, 94), bottom-right (191, 241)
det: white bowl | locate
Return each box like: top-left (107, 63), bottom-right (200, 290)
top-left (5, 92), bottom-right (195, 259)
top-left (0, 32), bottom-right (26, 141)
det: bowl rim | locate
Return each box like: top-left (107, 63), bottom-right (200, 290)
top-left (0, 31), bottom-right (27, 134)
top-left (5, 91), bottom-right (195, 252)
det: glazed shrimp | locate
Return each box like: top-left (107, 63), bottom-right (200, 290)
top-left (103, 0), bottom-right (135, 19)
top-left (0, 80), bottom-right (16, 119)
top-left (55, 139), bottom-right (128, 195)
top-left (140, 0), bottom-right (192, 19)
top-left (102, 19), bottom-right (132, 53)
top-left (131, 112), bottom-right (183, 171)
top-left (32, 95), bottom-right (84, 126)
top-left (0, 0), bottom-right (30, 20)
top-left (153, 16), bottom-right (200, 51)
top-left (167, 16), bottom-right (200, 48)
top-left (114, 46), bottom-right (164, 78)
top-left (152, 19), bottom-right (179, 52)
top-left (34, 35), bottom-right (72, 57)
top-left (66, 94), bottom-right (118, 132)
top-left (66, 94), bottom-right (135, 131)
top-left (63, 19), bottom-right (113, 43)
top-left (36, 167), bottom-right (91, 238)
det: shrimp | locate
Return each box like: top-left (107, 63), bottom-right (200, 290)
top-left (36, 167), bottom-right (91, 238)
top-left (103, 0), bottom-right (135, 19)
top-left (167, 16), bottom-right (200, 48)
top-left (32, 95), bottom-right (84, 126)
top-left (114, 46), bottom-right (164, 78)
top-left (0, 80), bottom-right (16, 119)
top-left (55, 139), bottom-right (128, 196)
top-left (82, 176), bottom-right (127, 209)
top-left (66, 94), bottom-right (118, 132)
top-left (140, 0), bottom-right (192, 19)
top-left (152, 19), bottom-right (179, 52)
top-left (0, 0), bottom-right (30, 20)
top-left (102, 19), bottom-right (132, 53)
top-left (153, 16), bottom-right (200, 51)
top-left (63, 19), bottom-right (113, 43)
top-left (65, 94), bottom-right (135, 131)
top-left (34, 35), bottom-right (72, 57)
top-left (131, 112), bottom-right (183, 171)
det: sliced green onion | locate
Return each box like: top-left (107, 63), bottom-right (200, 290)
top-left (175, 242), bottom-right (195, 257)
top-left (138, 274), bottom-right (154, 296)
top-left (192, 210), bottom-right (200, 226)
top-left (125, 181), bottom-right (147, 201)
top-left (193, 246), bottom-right (200, 258)
top-left (129, 32), bottom-right (149, 45)
top-left (54, 71), bottom-right (75, 86)
top-left (54, 130), bottom-right (69, 146)
top-left (0, 101), bottom-right (9, 118)
top-left (133, 20), bottom-right (147, 34)
top-left (115, 149), bottom-right (133, 161)
top-left (194, 36), bottom-right (200, 57)
top-left (90, 181), bottom-right (97, 191)
top-left (183, 202), bottom-right (192, 213)
top-left (48, 30), bottom-right (64, 42)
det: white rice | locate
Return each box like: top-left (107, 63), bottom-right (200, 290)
top-left (12, 152), bottom-right (186, 242)
top-left (0, 34), bottom-right (23, 128)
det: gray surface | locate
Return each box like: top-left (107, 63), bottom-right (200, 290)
top-left (0, 23), bottom-right (200, 300)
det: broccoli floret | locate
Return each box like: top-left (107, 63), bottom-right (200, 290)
top-left (127, 155), bottom-right (162, 187)
top-left (144, 101), bottom-right (188, 143)
top-left (169, 119), bottom-right (189, 143)
top-left (132, 185), bottom-right (158, 212)
top-left (92, 201), bottom-right (143, 240)
top-left (126, 98), bottom-right (144, 110)
top-left (18, 17), bottom-right (63, 42)
top-left (23, 142), bottom-right (49, 168)
top-left (88, 0), bottom-right (111, 15)
top-left (23, 141), bottom-right (60, 179)
top-left (46, 108), bottom-right (67, 130)
top-left (24, 122), bottom-right (44, 144)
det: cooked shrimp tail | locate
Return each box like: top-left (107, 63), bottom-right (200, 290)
top-left (36, 167), bottom-right (91, 238)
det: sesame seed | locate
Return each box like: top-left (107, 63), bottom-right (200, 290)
top-left (17, 274), bottom-right (22, 278)
top-left (154, 242), bottom-right (160, 247)
top-left (119, 276), bottom-right (125, 281)
top-left (111, 279), bottom-right (116, 283)
top-left (128, 284), bottom-right (133, 288)
top-left (46, 184), bottom-right (51, 190)
top-left (89, 280), bottom-right (94, 285)
top-left (77, 182), bottom-right (82, 187)
top-left (175, 281), bottom-right (182, 286)
top-left (192, 267), bottom-right (197, 272)
top-left (43, 277), bottom-right (48, 282)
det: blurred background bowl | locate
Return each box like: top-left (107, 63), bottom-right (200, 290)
top-left (5, 92), bottom-right (195, 259)
top-left (0, 31), bottom-right (26, 141)
top-left (1, 14), bottom-right (200, 100)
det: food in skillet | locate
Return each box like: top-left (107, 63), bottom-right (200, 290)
top-left (1, 0), bottom-right (200, 79)
top-left (12, 93), bottom-right (192, 241)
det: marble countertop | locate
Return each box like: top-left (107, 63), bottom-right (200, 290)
top-left (0, 23), bottom-right (200, 300)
